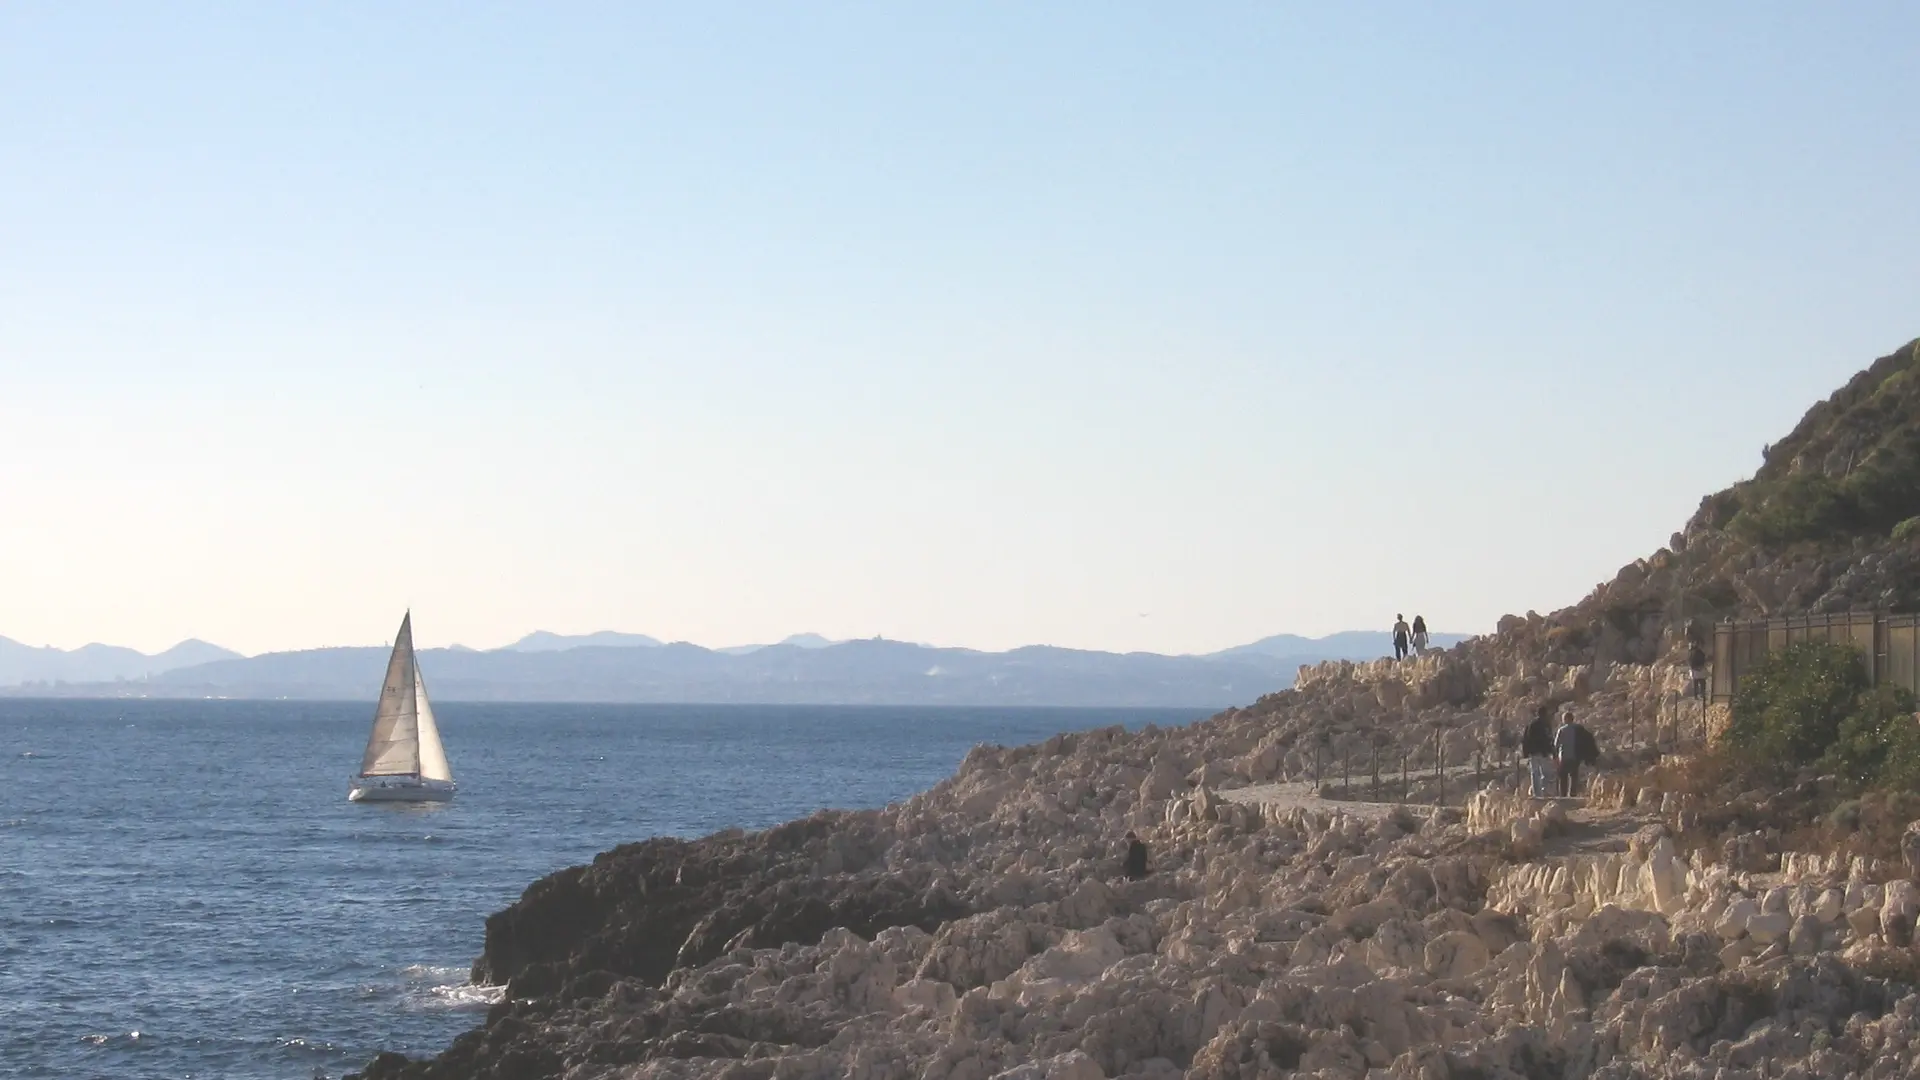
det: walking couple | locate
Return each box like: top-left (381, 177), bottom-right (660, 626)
top-left (1521, 705), bottom-right (1599, 797)
top-left (1391, 614), bottom-right (1429, 661)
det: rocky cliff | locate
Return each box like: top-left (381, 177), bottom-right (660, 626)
top-left (352, 338), bottom-right (1920, 1080)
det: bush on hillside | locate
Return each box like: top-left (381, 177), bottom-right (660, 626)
top-left (1840, 430), bottom-right (1920, 533)
top-left (1722, 641), bottom-right (1870, 769)
top-left (1722, 640), bottom-right (1920, 792)
top-left (1725, 473), bottom-right (1852, 547)
top-left (1716, 344), bottom-right (1920, 548)
top-left (1894, 516), bottom-right (1920, 543)
top-left (1825, 684), bottom-right (1920, 790)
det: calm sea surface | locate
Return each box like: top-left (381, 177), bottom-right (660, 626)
top-left (0, 699), bottom-right (1207, 1080)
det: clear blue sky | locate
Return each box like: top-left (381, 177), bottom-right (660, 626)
top-left (2, 4), bottom-right (1916, 656)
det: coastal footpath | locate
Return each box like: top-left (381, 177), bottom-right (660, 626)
top-left (353, 339), bottom-right (1920, 1080)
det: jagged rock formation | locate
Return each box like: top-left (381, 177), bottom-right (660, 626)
top-left (354, 714), bottom-right (1920, 1080)
top-left (351, 340), bottom-right (1920, 1079)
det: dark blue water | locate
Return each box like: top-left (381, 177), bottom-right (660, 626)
top-left (0, 699), bottom-right (1205, 1079)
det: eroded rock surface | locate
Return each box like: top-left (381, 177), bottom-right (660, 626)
top-left (349, 341), bottom-right (1920, 1079)
top-left (348, 692), bottom-right (1920, 1080)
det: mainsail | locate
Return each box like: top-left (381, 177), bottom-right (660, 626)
top-left (358, 613), bottom-right (423, 777)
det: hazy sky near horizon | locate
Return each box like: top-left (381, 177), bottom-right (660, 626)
top-left (3, 4), bottom-right (1917, 656)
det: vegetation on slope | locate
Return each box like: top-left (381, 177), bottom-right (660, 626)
top-left (1697, 339), bottom-right (1920, 548)
top-left (1637, 641), bottom-right (1920, 867)
top-left (1720, 641), bottom-right (1920, 791)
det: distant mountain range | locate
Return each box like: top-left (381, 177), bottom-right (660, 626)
top-left (0, 629), bottom-right (1469, 707)
top-left (0, 637), bottom-right (242, 686)
top-left (507, 630), bottom-right (848, 655)
top-left (505, 630), bottom-right (666, 652)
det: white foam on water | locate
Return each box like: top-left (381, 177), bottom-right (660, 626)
top-left (396, 964), bottom-right (503, 1011)
top-left (425, 981), bottom-right (506, 1009)
top-left (400, 964), bottom-right (465, 981)
top-left (82, 1030), bottom-right (146, 1046)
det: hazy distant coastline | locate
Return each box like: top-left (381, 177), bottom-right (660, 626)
top-left (0, 630), bottom-right (1468, 708)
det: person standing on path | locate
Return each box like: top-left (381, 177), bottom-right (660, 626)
top-left (1411, 615), bottom-right (1430, 655)
top-left (1521, 706), bottom-right (1555, 797)
top-left (1554, 709), bottom-right (1584, 797)
top-left (1687, 641), bottom-right (1708, 702)
top-left (1392, 615), bottom-right (1412, 661)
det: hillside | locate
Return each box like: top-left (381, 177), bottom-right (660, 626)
top-left (1444, 337), bottom-right (1920, 691)
top-left (352, 336), bottom-right (1920, 1080)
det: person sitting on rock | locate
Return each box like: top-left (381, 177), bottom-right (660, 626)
top-left (1521, 706), bottom-right (1555, 797)
top-left (1122, 831), bottom-right (1148, 880)
top-left (1392, 615), bottom-right (1412, 661)
top-left (1411, 615), bottom-right (1430, 655)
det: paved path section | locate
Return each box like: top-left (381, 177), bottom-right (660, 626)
top-left (1218, 780), bottom-right (1410, 822)
top-left (1220, 760), bottom-right (1520, 822)
top-left (1221, 781), bottom-right (1651, 869)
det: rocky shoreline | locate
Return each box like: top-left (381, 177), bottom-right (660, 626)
top-left (351, 341), bottom-right (1920, 1080)
top-left (347, 649), bottom-right (1920, 1080)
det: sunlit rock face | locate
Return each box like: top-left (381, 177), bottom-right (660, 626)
top-left (347, 688), bottom-right (1920, 1080)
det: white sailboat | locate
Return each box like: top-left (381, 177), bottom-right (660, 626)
top-left (348, 612), bottom-right (456, 803)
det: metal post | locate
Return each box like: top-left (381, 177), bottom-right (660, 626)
top-left (1371, 744), bottom-right (1380, 801)
top-left (1342, 746), bottom-right (1350, 796)
top-left (1437, 737), bottom-right (1445, 805)
top-left (1401, 751), bottom-right (1408, 802)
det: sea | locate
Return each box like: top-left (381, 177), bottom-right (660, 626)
top-left (0, 699), bottom-right (1208, 1080)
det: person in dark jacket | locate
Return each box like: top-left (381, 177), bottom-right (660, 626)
top-left (1392, 615), bottom-right (1412, 661)
top-left (1687, 642), bottom-right (1708, 701)
top-left (1123, 831), bottom-right (1148, 880)
top-left (1521, 706), bottom-right (1555, 797)
top-left (1554, 710), bottom-right (1596, 797)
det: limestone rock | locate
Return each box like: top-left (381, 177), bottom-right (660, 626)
top-left (1716, 898), bottom-right (1757, 941)
top-left (1883, 880), bottom-right (1919, 946)
top-left (342, 570), bottom-right (1920, 1080)
top-left (1425, 929), bottom-right (1490, 979)
top-left (1745, 911), bottom-right (1791, 945)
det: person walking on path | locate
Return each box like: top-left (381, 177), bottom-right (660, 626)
top-left (1122, 831), bottom-right (1149, 880)
top-left (1411, 615), bottom-right (1430, 655)
top-left (1521, 706), bottom-right (1555, 797)
top-left (1554, 709), bottom-right (1598, 797)
top-left (1392, 615), bottom-right (1412, 661)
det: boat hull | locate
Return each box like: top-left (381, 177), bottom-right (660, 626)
top-left (348, 775), bottom-right (456, 803)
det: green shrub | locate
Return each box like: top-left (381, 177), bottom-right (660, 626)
top-left (1724, 641), bottom-right (1870, 769)
top-left (1893, 516), bottom-right (1920, 543)
top-left (1544, 625), bottom-right (1589, 651)
top-left (1726, 473), bottom-right (1852, 547)
top-left (1724, 641), bottom-right (1920, 792)
top-left (1840, 431), bottom-right (1920, 533)
top-left (1825, 684), bottom-right (1920, 790)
